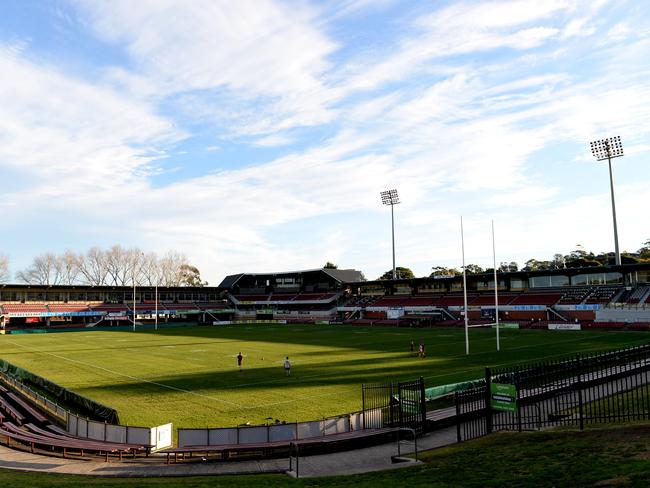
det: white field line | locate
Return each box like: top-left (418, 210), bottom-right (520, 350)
top-left (7, 341), bottom-right (244, 409)
top-left (5, 332), bottom-right (627, 412)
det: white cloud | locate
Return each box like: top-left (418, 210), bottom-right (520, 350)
top-left (73, 0), bottom-right (338, 135)
top-left (0, 46), bottom-right (182, 191)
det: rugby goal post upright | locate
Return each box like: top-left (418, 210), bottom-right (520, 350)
top-left (461, 216), bottom-right (469, 355)
top-left (492, 220), bottom-right (500, 352)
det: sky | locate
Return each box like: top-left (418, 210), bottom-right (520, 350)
top-left (0, 0), bottom-right (649, 284)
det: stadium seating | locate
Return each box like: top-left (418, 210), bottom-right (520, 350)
top-left (1, 304), bottom-right (48, 314)
top-left (585, 286), bottom-right (622, 304)
top-left (557, 287), bottom-right (592, 304)
top-left (509, 293), bottom-right (563, 306)
top-left (47, 304), bottom-right (91, 313)
top-left (628, 286), bottom-right (650, 304)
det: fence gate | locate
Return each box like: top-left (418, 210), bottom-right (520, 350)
top-left (362, 377), bottom-right (426, 433)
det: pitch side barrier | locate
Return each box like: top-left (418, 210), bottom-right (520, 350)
top-left (213, 320), bottom-right (288, 325)
top-left (177, 413), bottom-right (362, 448)
top-left (0, 365), bottom-right (171, 452)
top-left (0, 359), bottom-right (118, 424)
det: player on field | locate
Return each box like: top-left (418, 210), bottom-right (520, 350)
top-left (284, 356), bottom-right (291, 376)
top-left (237, 352), bottom-right (243, 371)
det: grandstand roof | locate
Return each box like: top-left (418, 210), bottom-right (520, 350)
top-left (217, 268), bottom-right (364, 288)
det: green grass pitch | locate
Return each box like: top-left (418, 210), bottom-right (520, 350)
top-left (1, 324), bottom-right (648, 429)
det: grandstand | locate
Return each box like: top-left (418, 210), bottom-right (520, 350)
top-left (1, 263), bottom-right (649, 331)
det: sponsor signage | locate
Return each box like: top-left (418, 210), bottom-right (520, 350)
top-left (8, 311), bottom-right (103, 318)
top-left (575, 304), bottom-right (600, 311)
top-left (512, 305), bottom-right (545, 311)
top-left (491, 383), bottom-right (517, 412)
top-left (548, 323), bottom-right (581, 331)
top-left (387, 308), bottom-right (405, 319)
top-left (491, 322), bottom-right (520, 329)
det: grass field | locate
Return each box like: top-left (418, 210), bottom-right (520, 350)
top-left (1, 324), bottom-right (649, 428)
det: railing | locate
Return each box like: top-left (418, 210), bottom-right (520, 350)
top-left (456, 343), bottom-right (650, 442)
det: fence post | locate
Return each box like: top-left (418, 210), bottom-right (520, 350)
top-left (420, 376), bottom-right (427, 433)
top-left (516, 367), bottom-right (522, 432)
top-left (389, 382), bottom-right (394, 426)
top-left (576, 355), bottom-right (584, 431)
top-left (361, 384), bottom-right (366, 430)
top-left (485, 367), bottom-right (493, 435)
top-left (455, 392), bottom-right (461, 443)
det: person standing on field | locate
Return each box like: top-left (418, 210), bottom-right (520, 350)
top-left (237, 352), bottom-right (243, 372)
top-left (284, 356), bottom-right (291, 377)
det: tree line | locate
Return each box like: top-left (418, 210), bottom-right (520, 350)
top-left (379, 239), bottom-right (650, 280)
top-left (0, 246), bottom-right (206, 286)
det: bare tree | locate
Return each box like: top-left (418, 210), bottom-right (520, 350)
top-left (13, 246), bottom-right (205, 287)
top-left (158, 251), bottom-right (187, 286)
top-left (16, 253), bottom-right (62, 285)
top-left (0, 253), bottom-right (10, 282)
top-left (78, 247), bottom-right (109, 285)
top-left (58, 250), bottom-right (82, 285)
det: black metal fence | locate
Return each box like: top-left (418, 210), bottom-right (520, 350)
top-left (362, 377), bottom-right (427, 433)
top-left (456, 343), bottom-right (650, 442)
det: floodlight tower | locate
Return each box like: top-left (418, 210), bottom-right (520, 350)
top-left (380, 189), bottom-right (400, 280)
top-left (589, 136), bottom-right (624, 266)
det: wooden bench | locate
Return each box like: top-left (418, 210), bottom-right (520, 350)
top-left (25, 423), bottom-right (147, 454)
top-left (6, 392), bottom-right (49, 424)
top-left (0, 396), bottom-right (27, 425)
top-left (0, 422), bottom-right (140, 460)
top-left (163, 427), bottom-right (399, 464)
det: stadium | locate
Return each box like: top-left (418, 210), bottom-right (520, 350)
top-left (2, 1), bottom-right (650, 486)
top-left (1, 261), bottom-right (649, 473)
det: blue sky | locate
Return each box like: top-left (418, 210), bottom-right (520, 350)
top-left (0, 0), bottom-right (649, 283)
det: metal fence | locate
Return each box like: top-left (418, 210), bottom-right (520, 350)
top-left (362, 377), bottom-right (426, 433)
top-left (456, 343), bottom-right (650, 442)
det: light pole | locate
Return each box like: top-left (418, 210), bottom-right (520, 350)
top-left (380, 189), bottom-right (400, 280)
top-left (132, 272), bottom-right (137, 332)
top-left (590, 136), bottom-right (624, 266)
top-left (154, 271), bottom-right (160, 331)
top-left (132, 252), bottom-right (145, 332)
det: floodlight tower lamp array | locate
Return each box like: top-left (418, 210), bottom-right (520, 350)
top-left (589, 136), bottom-right (624, 266)
top-left (380, 189), bottom-right (400, 280)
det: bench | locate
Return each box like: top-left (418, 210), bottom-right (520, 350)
top-left (0, 396), bottom-right (27, 425)
top-left (0, 422), bottom-right (140, 460)
top-left (25, 423), bottom-right (147, 453)
top-left (163, 427), bottom-right (400, 464)
top-left (6, 392), bottom-right (49, 424)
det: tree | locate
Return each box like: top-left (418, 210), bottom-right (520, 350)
top-left (430, 266), bottom-right (461, 278)
top-left (464, 264), bottom-right (484, 274)
top-left (550, 254), bottom-right (565, 269)
top-left (324, 262), bottom-right (338, 269)
top-left (78, 247), bottom-right (110, 285)
top-left (498, 262), bottom-right (519, 273)
top-left (16, 253), bottom-right (62, 285)
top-left (379, 267), bottom-right (415, 280)
top-left (0, 254), bottom-right (9, 282)
top-left (638, 240), bottom-right (650, 260)
top-left (177, 264), bottom-right (207, 287)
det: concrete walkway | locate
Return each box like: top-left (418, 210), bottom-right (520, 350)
top-left (0, 426), bottom-right (458, 479)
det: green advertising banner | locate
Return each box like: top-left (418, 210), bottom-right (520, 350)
top-left (491, 383), bottom-right (517, 412)
top-left (491, 322), bottom-right (520, 329)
